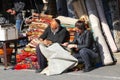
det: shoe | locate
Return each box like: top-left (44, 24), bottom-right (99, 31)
top-left (35, 69), bottom-right (43, 73)
top-left (83, 67), bottom-right (94, 72)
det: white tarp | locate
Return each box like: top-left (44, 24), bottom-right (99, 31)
top-left (39, 43), bottom-right (78, 76)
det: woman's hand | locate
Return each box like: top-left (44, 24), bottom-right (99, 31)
top-left (67, 44), bottom-right (77, 49)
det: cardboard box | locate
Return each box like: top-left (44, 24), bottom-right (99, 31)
top-left (0, 24), bottom-right (18, 41)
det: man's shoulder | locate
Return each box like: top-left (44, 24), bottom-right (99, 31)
top-left (60, 26), bottom-right (67, 31)
top-left (45, 26), bottom-right (51, 30)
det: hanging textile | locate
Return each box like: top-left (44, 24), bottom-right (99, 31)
top-left (72, 0), bottom-right (87, 19)
top-left (85, 0), bottom-right (114, 65)
top-left (24, 0), bottom-right (44, 13)
top-left (108, 0), bottom-right (120, 51)
top-left (66, 0), bottom-right (76, 18)
top-left (47, 0), bottom-right (57, 17)
top-left (56, 0), bottom-right (68, 16)
top-left (94, 0), bottom-right (117, 53)
top-left (101, 0), bottom-right (113, 30)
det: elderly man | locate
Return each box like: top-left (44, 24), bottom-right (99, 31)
top-left (35, 19), bottom-right (69, 73)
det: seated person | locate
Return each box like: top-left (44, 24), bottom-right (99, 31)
top-left (35, 19), bottom-right (69, 73)
top-left (62, 20), bottom-right (98, 72)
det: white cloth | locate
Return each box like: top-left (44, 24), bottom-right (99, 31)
top-left (39, 43), bottom-right (78, 76)
top-left (56, 16), bottom-right (78, 25)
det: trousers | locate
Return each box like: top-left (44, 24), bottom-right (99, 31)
top-left (16, 19), bottom-right (22, 33)
top-left (73, 48), bottom-right (98, 69)
top-left (36, 45), bottom-right (47, 70)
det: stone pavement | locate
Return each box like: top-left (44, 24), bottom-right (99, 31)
top-left (0, 52), bottom-right (120, 80)
top-left (114, 52), bottom-right (120, 64)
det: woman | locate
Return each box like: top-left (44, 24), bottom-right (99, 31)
top-left (63, 20), bottom-right (98, 72)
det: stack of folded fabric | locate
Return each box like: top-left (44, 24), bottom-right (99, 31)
top-left (14, 14), bottom-right (53, 70)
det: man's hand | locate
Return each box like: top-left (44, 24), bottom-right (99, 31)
top-left (6, 9), bottom-right (13, 13)
top-left (10, 10), bottom-right (16, 15)
top-left (6, 9), bottom-right (16, 15)
top-left (43, 39), bottom-right (52, 46)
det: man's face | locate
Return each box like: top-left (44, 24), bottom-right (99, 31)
top-left (50, 20), bottom-right (59, 30)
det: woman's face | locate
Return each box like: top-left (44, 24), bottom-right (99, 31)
top-left (75, 27), bottom-right (83, 34)
top-left (50, 19), bottom-right (59, 30)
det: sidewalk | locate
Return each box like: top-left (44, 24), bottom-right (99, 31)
top-left (0, 52), bottom-right (120, 80)
top-left (114, 52), bottom-right (120, 64)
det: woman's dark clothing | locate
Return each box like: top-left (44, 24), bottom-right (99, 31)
top-left (70, 30), bottom-right (94, 50)
top-left (36, 45), bottom-right (47, 70)
top-left (71, 30), bottom-right (98, 70)
top-left (36, 26), bottom-right (69, 70)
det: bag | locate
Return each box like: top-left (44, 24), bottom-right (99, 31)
top-left (0, 16), bottom-right (8, 24)
top-left (92, 37), bottom-right (103, 67)
top-left (92, 37), bottom-right (100, 53)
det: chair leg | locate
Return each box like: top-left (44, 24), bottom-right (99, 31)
top-left (0, 58), bottom-right (2, 63)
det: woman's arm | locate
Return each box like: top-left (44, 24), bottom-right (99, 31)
top-left (77, 31), bottom-right (93, 49)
